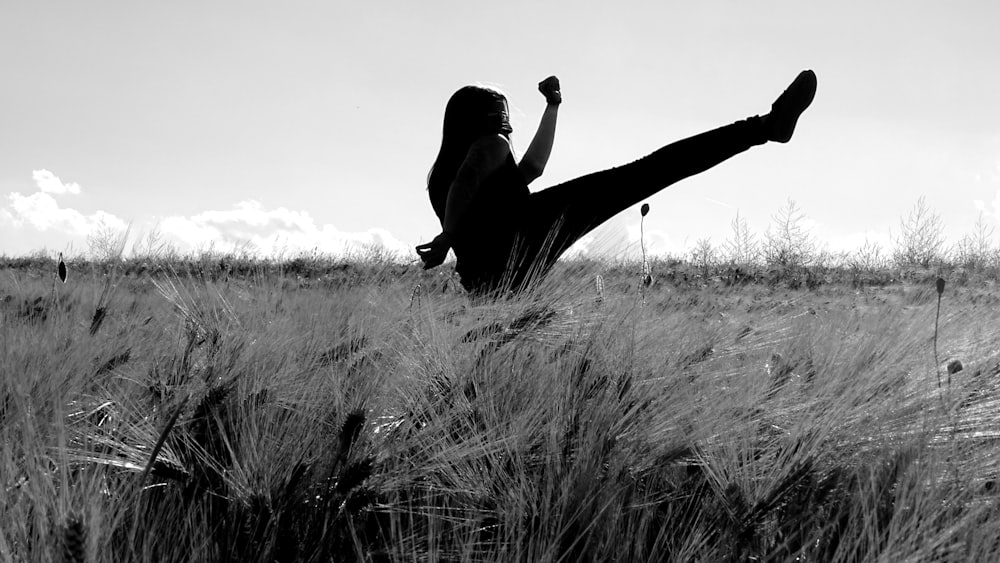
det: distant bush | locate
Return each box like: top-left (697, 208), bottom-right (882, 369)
top-left (892, 196), bottom-right (946, 269)
top-left (690, 237), bottom-right (717, 280)
top-left (762, 199), bottom-right (817, 270)
top-left (722, 210), bottom-right (759, 269)
top-left (953, 212), bottom-right (998, 272)
top-left (9, 197), bottom-right (1000, 291)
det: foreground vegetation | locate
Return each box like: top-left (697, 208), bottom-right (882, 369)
top-left (3, 254), bottom-right (1000, 562)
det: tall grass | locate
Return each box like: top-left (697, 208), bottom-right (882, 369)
top-left (2, 256), bottom-right (1000, 561)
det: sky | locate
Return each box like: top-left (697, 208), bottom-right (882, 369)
top-left (2, 1), bottom-right (999, 263)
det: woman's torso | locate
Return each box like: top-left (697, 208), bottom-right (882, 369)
top-left (450, 153), bottom-right (530, 289)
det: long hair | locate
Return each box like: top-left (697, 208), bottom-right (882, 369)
top-left (427, 85), bottom-right (511, 222)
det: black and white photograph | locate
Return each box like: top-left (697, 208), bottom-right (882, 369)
top-left (2, 2), bottom-right (999, 561)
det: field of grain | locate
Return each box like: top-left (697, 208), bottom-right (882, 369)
top-left (3, 258), bottom-right (1000, 562)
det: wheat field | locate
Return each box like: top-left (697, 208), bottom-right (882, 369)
top-left (3, 256), bottom-right (1000, 562)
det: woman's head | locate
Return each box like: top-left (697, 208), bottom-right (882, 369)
top-left (427, 85), bottom-right (512, 221)
top-left (442, 85), bottom-right (512, 143)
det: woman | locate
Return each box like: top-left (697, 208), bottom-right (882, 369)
top-left (417, 71), bottom-right (817, 296)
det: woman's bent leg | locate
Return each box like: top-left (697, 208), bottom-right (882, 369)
top-left (509, 117), bottom-right (768, 287)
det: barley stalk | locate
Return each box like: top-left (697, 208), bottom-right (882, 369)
top-left (62, 513), bottom-right (86, 563)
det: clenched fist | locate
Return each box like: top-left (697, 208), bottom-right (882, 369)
top-left (538, 76), bottom-right (561, 105)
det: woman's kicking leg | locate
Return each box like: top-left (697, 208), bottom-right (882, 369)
top-left (508, 70), bottom-right (818, 289)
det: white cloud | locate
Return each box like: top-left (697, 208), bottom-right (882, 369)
top-left (32, 169), bottom-right (82, 195)
top-left (554, 214), bottom-right (686, 260)
top-left (3, 175), bottom-right (413, 259)
top-left (561, 233), bottom-right (596, 259)
top-left (973, 189), bottom-right (1000, 225)
top-left (0, 208), bottom-right (14, 226)
top-left (6, 189), bottom-right (126, 235)
top-left (1, 172), bottom-right (447, 261)
top-left (2, 170), bottom-right (128, 256)
top-left (625, 221), bottom-right (685, 257)
top-left (160, 200), bottom-right (413, 258)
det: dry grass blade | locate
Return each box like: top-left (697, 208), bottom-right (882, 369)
top-left (141, 395), bottom-right (189, 486)
top-left (9, 246), bottom-right (1000, 561)
top-left (0, 528), bottom-right (11, 561)
top-left (88, 307), bottom-right (107, 336)
top-left (94, 348), bottom-right (131, 377)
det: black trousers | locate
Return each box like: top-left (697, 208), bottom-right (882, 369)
top-left (461, 116), bottom-right (768, 295)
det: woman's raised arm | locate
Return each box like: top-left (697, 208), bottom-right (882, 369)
top-left (518, 76), bottom-right (561, 184)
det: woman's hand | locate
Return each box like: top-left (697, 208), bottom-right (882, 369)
top-left (415, 232), bottom-right (452, 270)
top-left (538, 76), bottom-right (561, 105)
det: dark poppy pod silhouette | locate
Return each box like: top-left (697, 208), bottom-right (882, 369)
top-left (641, 203), bottom-right (650, 217)
top-left (58, 252), bottom-right (67, 283)
top-left (936, 277), bottom-right (945, 295)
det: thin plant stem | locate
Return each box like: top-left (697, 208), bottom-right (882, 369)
top-left (934, 292), bottom-right (942, 390)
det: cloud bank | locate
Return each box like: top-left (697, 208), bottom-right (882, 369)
top-left (32, 169), bottom-right (82, 195)
top-left (160, 200), bottom-right (413, 257)
top-left (4, 169), bottom-right (126, 236)
top-left (1, 170), bottom-right (413, 258)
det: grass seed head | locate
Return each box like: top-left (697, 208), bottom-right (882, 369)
top-left (62, 513), bottom-right (87, 563)
top-left (89, 307), bottom-right (107, 336)
top-left (338, 410), bottom-right (366, 461)
top-left (335, 458), bottom-right (374, 494)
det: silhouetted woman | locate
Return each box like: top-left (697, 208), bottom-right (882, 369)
top-left (417, 71), bottom-right (817, 296)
